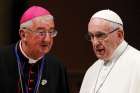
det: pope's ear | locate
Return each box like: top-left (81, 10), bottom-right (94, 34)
top-left (117, 30), bottom-right (124, 39)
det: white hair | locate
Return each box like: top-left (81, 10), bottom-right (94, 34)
top-left (111, 22), bottom-right (123, 31)
top-left (20, 20), bottom-right (33, 30)
top-left (19, 14), bottom-right (54, 30)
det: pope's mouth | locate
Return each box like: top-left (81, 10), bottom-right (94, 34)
top-left (95, 48), bottom-right (105, 55)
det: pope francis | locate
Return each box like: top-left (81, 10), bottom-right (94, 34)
top-left (80, 9), bottom-right (140, 93)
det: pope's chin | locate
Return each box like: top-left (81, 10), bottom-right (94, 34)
top-left (96, 54), bottom-right (104, 59)
top-left (95, 52), bottom-right (105, 60)
top-left (96, 53), bottom-right (111, 61)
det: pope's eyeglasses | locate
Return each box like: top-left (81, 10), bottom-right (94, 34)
top-left (85, 28), bottom-right (119, 41)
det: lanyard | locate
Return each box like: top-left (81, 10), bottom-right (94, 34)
top-left (14, 42), bottom-right (46, 93)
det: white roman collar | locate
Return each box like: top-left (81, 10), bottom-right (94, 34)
top-left (19, 41), bottom-right (42, 64)
top-left (104, 40), bottom-right (128, 66)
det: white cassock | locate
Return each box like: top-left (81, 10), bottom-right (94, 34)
top-left (80, 40), bottom-right (140, 93)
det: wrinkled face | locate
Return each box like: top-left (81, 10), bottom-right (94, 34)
top-left (88, 18), bottom-right (122, 61)
top-left (20, 15), bottom-right (55, 59)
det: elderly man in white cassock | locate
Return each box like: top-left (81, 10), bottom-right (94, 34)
top-left (80, 9), bottom-right (140, 93)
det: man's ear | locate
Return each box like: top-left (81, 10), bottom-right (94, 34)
top-left (117, 30), bottom-right (124, 39)
top-left (19, 29), bottom-right (26, 41)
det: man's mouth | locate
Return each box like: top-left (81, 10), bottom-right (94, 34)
top-left (41, 44), bottom-right (50, 48)
top-left (95, 48), bottom-right (105, 55)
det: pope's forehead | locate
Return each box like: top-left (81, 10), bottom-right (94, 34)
top-left (89, 18), bottom-right (112, 27)
top-left (88, 18), bottom-right (113, 32)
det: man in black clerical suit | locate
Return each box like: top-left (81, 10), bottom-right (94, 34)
top-left (0, 5), bottom-right (69, 93)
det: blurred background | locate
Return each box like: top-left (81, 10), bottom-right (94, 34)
top-left (0, 0), bottom-right (140, 93)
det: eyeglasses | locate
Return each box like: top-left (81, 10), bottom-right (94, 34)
top-left (22, 27), bottom-right (58, 38)
top-left (85, 28), bottom-right (119, 41)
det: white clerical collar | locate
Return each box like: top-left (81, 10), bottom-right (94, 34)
top-left (104, 40), bottom-right (128, 66)
top-left (94, 41), bottom-right (128, 93)
top-left (19, 41), bottom-right (42, 64)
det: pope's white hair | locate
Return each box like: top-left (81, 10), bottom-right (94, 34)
top-left (111, 21), bottom-right (123, 31)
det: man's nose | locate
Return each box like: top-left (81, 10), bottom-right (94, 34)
top-left (91, 37), bottom-right (100, 45)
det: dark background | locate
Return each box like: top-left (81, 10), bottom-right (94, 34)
top-left (0, 0), bottom-right (140, 93)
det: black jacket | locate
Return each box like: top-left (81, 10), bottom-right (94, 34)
top-left (0, 44), bottom-right (69, 93)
